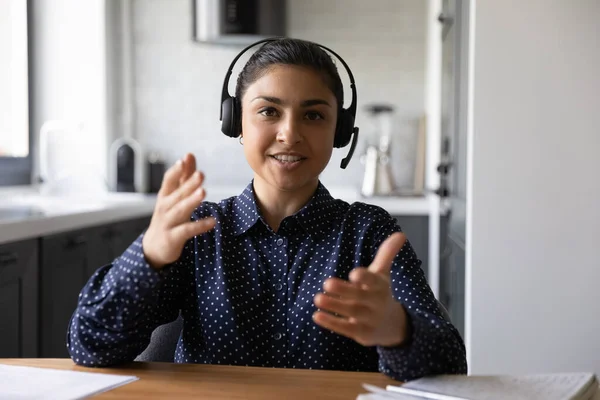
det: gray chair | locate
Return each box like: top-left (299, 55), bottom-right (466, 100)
top-left (134, 300), bottom-right (452, 363)
top-left (437, 299), bottom-right (452, 322)
top-left (135, 315), bottom-right (183, 362)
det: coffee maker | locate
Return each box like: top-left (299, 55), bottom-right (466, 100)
top-left (108, 137), bottom-right (146, 193)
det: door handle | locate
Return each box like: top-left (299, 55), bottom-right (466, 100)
top-left (438, 13), bottom-right (454, 25)
top-left (437, 162), bottom-right (453, 175)
top-left (65, 235), bottom-right (87, 249)
top-left (0, 252), bottom-right (18, 269)
top-left (102, 229), bottom-right (121, 240)
top-left (434, 187), bottom-right (450, 198)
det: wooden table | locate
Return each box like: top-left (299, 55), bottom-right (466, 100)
top-left (0, 359), bottom-right (399, 399)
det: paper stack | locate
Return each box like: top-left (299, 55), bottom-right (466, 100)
top-left (0, 363), bottom-right (138, 400)
top-left (358, 373), bottom-right (599, 400)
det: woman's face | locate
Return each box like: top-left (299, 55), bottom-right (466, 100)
top-left (240, 64), bottom-right (337, 194)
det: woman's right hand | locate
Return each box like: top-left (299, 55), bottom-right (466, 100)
top-left (142, 153), bottom-right (216, 269)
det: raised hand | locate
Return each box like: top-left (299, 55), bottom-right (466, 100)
top-left (142, 153), bottom-right (216, 269)
top-left (312, 232), bottom-right (409, 347)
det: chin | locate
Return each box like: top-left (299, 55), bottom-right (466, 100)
top-left (268, 175), bottom-right (318, 193)
top-left (273, 180), bottom-right (309, 192)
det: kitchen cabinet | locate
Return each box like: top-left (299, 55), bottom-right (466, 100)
top-left (394, 214), bottom-right (464, 337)
top-left (437, 0), bottom-right (467, 339)
top-left (2, 210), bottom-right (447, 357)
top-left (439, 213), bottom-right (465, 338)
top-left (0, 239), bottom-right (39, 358)
top-left (40, 230), bottom-right (90, 357)
top-left (393, 214), bottom-right (449, 282)
top-left (443, 239), bottom-right (465, 338)
top-left (0, 215), bottom-right (151, 358)
top-left (85, 218), bottom-right (151, 281)
top-left (393, 215), bottom-right (430, 280)
top-left (40, 216), bottom-right (151, 358)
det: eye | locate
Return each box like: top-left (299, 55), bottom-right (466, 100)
top-left (258, 107), bottom-right (279, 117)
top-left (305, 111), bottom-right (324, 121)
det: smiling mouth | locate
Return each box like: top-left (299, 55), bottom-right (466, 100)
top-left (270, 154), bottom-right (306, 163)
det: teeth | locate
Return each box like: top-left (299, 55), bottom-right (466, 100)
top-left (273, 155), bottom-right (302, 162)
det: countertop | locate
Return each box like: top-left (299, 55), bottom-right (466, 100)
top-left (0, 185), bottom-right (439, 245)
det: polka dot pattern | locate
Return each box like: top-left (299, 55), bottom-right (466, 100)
top-left (67, 181), bottom-right (467, 381)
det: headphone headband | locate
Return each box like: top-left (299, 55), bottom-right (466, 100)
top-left (219, 37), bottom-right (359, 169)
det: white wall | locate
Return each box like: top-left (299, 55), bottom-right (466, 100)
top-left (467, 0), bottom-right (600, 375)
top-left (129, 0), bottom-right (427, 190)
top-left (30, 0), bottom-right (107, 185)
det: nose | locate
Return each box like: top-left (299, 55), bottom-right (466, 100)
top-left (276, 115), bottom-right (302, 145)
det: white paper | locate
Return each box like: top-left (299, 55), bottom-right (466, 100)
top-left (0, 363), bottom-right (139, 400)
top-left (360, 383), bottom-right (430, 399)
top-left (387, 373), bottom-right (598, 400)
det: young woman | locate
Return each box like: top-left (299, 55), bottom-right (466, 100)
top-left (67, 38), bottom-right (467, 381)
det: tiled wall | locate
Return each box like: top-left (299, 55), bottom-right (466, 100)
top-left (131, 0), bottom-right (426, 191)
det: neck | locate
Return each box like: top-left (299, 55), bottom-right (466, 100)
top-left (252, 177), bottom-right (318, 232)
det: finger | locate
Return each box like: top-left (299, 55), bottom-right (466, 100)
top-left (323, 277), bottom-right (363, 298)
top-left (170, 217), bottom-right (216, 242)
top-left (179, 153), bottom-right (197, 185)
top-left (158, 159), bottom-right (185, 197)
top-left (349, 267), bottom-right (385, 290)
top-left (313, 311), bottom-right (359, 341)
top-left (368, 232), bottom-right (406, 275)
top-left (167, 186), bottom-right (207, 224)
top-left (314, 293), bottom-right (369, 320)
top-left (164, 170), bottom-right (205, 210)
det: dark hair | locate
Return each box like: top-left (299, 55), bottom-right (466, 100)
top-left (234, 38), bottom-right (344, 112)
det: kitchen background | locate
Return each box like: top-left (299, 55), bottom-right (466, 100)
top-left (120, 0), bottom-right (426, 190)
top-left (28, 0), bottom-right (429, 193)
top-left (1, 0), bottom-right (444, 361)
top-left (2, 0), bottom-right (599, 381)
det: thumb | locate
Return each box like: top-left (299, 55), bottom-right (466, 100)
top-left (368, 232), bottom-right (406, 275)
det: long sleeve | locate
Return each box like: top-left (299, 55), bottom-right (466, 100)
top-left (66, 234), bottom-right (193, 367)
top-left (373, 217), bottom-right (468, 381)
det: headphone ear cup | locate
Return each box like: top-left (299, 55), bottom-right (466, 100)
top-left (334, 110), bottom-right (354, 148)
top-left (221, 97), bottom-right (240, 138)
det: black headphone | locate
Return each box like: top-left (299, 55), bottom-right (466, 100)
top-left (219, 37), bottom-right (360, 169)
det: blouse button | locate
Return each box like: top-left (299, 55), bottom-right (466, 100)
top-left (276, 238), bottom-right (284, 246)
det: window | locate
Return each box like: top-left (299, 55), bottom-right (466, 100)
top-left (0, 0), bottom-right (31, 185)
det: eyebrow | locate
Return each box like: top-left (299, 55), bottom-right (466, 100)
top-left (251, 96), bottom-right (332, 107)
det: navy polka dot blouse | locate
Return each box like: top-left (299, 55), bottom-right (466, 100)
top-left (67, 181), bottom-right (467, 381)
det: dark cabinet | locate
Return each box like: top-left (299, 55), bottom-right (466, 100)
top-left (113, 217), bottom-right (152, 257)
top-left (393, 215), bottom-right (449, 281)
top-left (440, 233), bottom-right (465, 338)
top-left (40, 230), bottom-right (90, 358)
top-left (0, 215), bottom-right (150, 359)
top-left (393, 214), bottom-right (464, 336)
top-left (0, 239), bottom-right (39, 358)
top-left (39, 216), bottom-right (151, 358)
top-left (394, 215), bottom-right (430, 280)
top-left (438, 206), bottom-right (465, 337)
top-left (85, 217), bottom-right (151, 280)
top-left (85, 225), bottom-right (118, 280)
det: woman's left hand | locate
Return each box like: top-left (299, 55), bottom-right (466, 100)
top-left (312, 232), bottom-right (409, 347)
